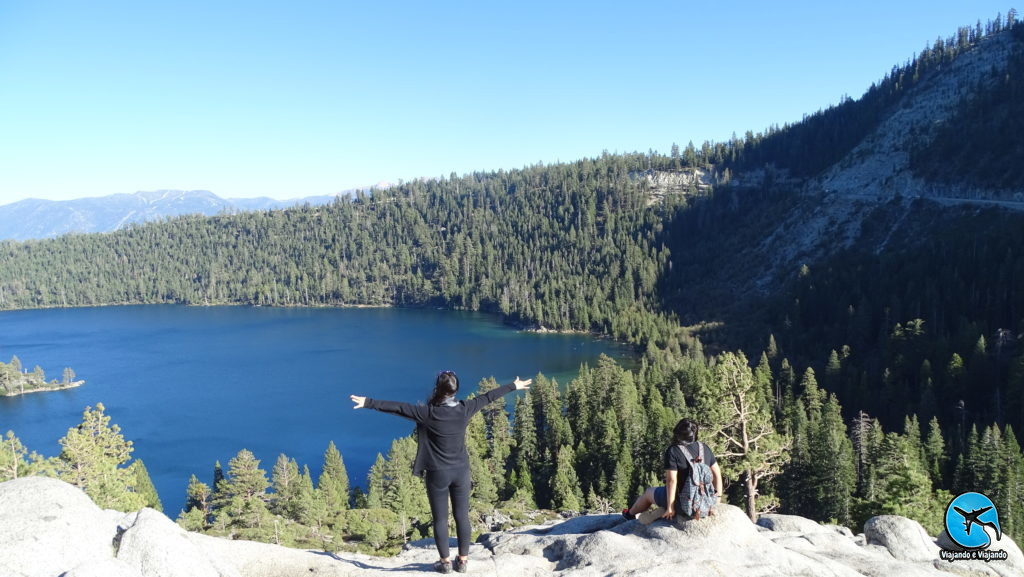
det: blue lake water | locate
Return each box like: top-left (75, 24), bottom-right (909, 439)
top-left (0, 305), bottom-right (632, 514)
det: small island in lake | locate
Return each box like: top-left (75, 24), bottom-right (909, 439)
top-left (0, 356), bottom-right (83, 397)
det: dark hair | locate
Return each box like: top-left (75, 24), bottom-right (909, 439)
top-left (671, 418), bottom-right (699, 445)
top-left (429, 370), bottom-right (459, 406)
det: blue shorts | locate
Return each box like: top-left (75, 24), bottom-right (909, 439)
top-left (653, 486), bottom-right (670, 508)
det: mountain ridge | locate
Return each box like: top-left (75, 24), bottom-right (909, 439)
top-left (0, 189), bottom-right (357, 241)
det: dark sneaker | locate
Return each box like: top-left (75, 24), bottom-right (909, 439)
top-left (621, 508), bottom-right (637, 520)
top-left (453, 557), bottom-right (468, 573)
top-left (434, 560), bottom-right (452, 574)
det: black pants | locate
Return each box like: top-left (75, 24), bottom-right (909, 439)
top-left (425, 467), bottom-right (472, 558)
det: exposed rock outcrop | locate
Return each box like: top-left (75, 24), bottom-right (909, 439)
top-left (2, 477), bottom-right (1023, 577)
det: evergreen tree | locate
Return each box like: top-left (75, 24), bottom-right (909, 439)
top-left (923, 417), bottom-right (946, 488)
top-left (467, 406), bottom-right (498, 505)
top-left (871, 432), bottom-right (942, 533)
top-left (800, 368), bottom-right (823, 421)
top-left (365, 454), bottom-right (387, 510)
top-left (510, 392), bottom-right (539, 505)
top-left (953, 425), bottom-right (980, 493)
top-left (298, 465), bottom-right (327, 529)
top-left (811, 395), bottom-right (855, 525)
top-left (754, 352), bottom-right (775, 411)
top-left (367, 436), bottom-right (430, 541)
top-left (178, 474), bottom-right (212, 531)
top-left (475, 377), bottom-right (513, 499)
top-left (508, 458), bottom-right (536, 509)
top-left (706, 351), bottom-right (790, 520)
top-left (318, 441), bottom-right (350, 513)
top-left (0, 431), bottom-right (28, 481)
top-left (999, 426), bottom-right (1023, 537)
top-left (823, 349), bottom-right (842, 392)
top-left (903, 415), bottom-right (925, 465)
top-left (56, 403), bottom-right (146, 511)
top-left (551, 445), bottom-right (583, 511)
top-left (270, 453), bottom-right (301, 518)
top-left (850, 411), bottom-right (874, 496)
top-left (215, 449), bottom-right (271, 532)
top-left (778, 398), bottom-right (812, 516)
top-left (130, 459), bottom-right (163, 511)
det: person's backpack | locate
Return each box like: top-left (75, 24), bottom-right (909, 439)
top-left (677, 442), bottom-right (716, 520)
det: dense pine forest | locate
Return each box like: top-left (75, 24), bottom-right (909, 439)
top-left (2, 12), bottom-right (1024, 554)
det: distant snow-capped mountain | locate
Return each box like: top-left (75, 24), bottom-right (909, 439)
top-left (0, 190), bottom-right (347, 241)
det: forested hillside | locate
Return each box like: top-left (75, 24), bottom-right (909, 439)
top-left (0, 154), bottom-right (700, 353)
top-left (2, 12), bottom-right (1024, 553)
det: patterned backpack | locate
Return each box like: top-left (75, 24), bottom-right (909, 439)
top-left (677, 442), bottom-right (716, 520)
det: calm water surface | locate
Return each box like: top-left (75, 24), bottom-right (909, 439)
top-left (0, 305), bottom-right (631, 513)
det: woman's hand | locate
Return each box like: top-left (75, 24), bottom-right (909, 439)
top-left (661, 504), bottom-right (675, 520)
top-left (350, 395), bottom-right (366, 409)
top-left (513, 377), bottom-right (532, 390)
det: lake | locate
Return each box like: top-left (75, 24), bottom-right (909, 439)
top-left (0, 305), bottom-right (632, 514)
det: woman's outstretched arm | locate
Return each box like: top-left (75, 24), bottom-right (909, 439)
top-left (464, 376), bottom-right (531, 415)
top-left (350, 394), bottom-right (426, 421)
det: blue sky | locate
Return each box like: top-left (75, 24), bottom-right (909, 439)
top-left (0, 1), bottom-right (1016, 203)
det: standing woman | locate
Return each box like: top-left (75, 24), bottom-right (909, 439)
top-left (351, 370), bottom-right (531, 574)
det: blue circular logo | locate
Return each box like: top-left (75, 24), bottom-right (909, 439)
top-left (945, 492), bottom-right (1002, 550)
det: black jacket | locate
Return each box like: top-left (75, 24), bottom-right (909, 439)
top-left (365, 382), bottom-right (517, 476)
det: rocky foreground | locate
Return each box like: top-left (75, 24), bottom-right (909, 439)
top-left (1, 477), bottom-right (1022, 577)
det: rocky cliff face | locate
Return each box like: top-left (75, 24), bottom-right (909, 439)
top-left (2, 477), bottom-right (1022, 577)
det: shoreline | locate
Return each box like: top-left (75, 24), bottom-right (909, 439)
top-left (0, 301), bottom-right (610, 339)
top-left (1, 380), bottom-right (84, 398)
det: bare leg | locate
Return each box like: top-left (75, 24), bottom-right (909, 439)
top-left (626, 487), bottom-right (657, 516)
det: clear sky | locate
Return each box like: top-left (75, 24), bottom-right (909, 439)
top-left (0, 1), bottom-right (1016, 204)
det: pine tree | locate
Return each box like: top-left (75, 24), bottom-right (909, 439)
top-left (365, 454), bottom-right (387, 510)
top-left (508, 458), bottom-right (536, 509)
top-left (56, 403), bottom-right (146, 511)
top-left (811, 394), bottom-right (854, 525)
top-left (999, 426), bottom-right (1023, 537)
top-left (754, 353), bottom-right (775, 410)
top-left (216, 449), bottom-right (271, 531)
top-left (872, 432), bottom-right (942, 533)
top-left (467, 407), bottom-right (498, 505)
top-left (824, 349), bottom-right (842, 393)
top-left (800, 368), bottom-right (823, 421)
top-left (0, 430), bottom-right (28, 481)
top-left (766, 334), bottom-right (779, 361)
top-left (510, 394), bottom-right (538, 503)
top-left (864, 419), bottom-right (885, 502)
top-left (707, 351), bottom-right (790, 520)
top-left (178, 474), bottom-right (212, 531)
top-left (953, 425), bottom-right (980, 493)
top-left (609, 444), bottom-right (634, 508)
top-left (904, 415), bottom-right (925, 465)
top-left (270, 454), bottom-right (301, 518)
top-left (923, 417), bottom-right (946, 488)
top-left (130, 459), bottom-right (163, 511)
top-left (551, 445), bottom-right (583, 511)
top-left (368, 436), bottom-right (430, 541)
top-left (850, 411), bottom-right (874, 496)
top-left (318, 441), bottom-right (350, 513)
top-left (946, 353), bottom-right (966, 408)
top-left (298, 465), bottom-right (327, 529)
top-left (778, 398), bottom-right (811, 516)
top-left (477, 377), bottom-right (513, 497)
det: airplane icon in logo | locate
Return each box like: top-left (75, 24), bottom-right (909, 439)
top-left (953, 505), bottom-right (1002, 541)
